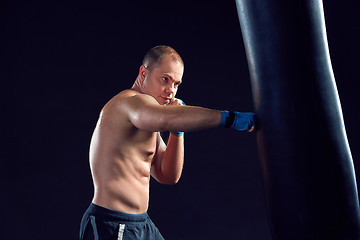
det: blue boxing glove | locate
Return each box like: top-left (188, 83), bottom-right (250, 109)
top-left (170, 99), bottom-right (186, 137)
top-left (220, 110), bottom-right (255, 131)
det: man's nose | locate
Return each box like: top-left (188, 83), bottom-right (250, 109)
top-left (165, 83), bottom-right (176, 93)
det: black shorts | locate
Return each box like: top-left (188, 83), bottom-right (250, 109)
top-left (79, 203), bottom-right (165, 240)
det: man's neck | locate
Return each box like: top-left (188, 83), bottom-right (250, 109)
top-left (131, 76), bottom-right (143, 93)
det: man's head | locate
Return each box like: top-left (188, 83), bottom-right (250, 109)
top-left (134, 45), bottom-right (184, 105)
top-left (142, 45), bottom-right (184, 71)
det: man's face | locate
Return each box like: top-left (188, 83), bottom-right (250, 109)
top-left (142, 56), bottom-right (184, 105)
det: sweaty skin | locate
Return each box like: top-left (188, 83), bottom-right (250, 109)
top-left (90, 56), bottom-right (222, 214)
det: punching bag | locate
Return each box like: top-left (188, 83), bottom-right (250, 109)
top-left (235, 0), bottom-right (360, 239)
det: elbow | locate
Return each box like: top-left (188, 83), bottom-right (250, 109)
top-left (162, 178), bottom-right (180, 185)
top-left (168, 176), bottom-right (181, 185)
top-left (130, 110), bottom-right (169, 132)
top-left (159, 174), bottom-right (181, 185)
top-left (152, 168), bottom-right (181, 185)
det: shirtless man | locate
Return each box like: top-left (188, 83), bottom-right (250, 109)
top-left (79, 45), bottom-right (255, 240)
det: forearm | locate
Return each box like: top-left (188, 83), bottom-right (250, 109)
top-left (159, 134), bottom-right (184, 184)
top-left (166, 106), bottom-right (221, 132)
top-left (129, 95), bottom-right (254, 133)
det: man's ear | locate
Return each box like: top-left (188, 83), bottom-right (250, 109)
top-left (139, 65), bottom-right (147, 81)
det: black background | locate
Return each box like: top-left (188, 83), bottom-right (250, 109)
top-left (1, 0), bottom-right (359, 239)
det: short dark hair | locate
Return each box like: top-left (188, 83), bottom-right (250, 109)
top-left (142, 45), bottom-right (184, 71)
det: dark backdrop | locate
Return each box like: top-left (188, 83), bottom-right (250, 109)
top-left (1, 0), bottom-right (359, 239)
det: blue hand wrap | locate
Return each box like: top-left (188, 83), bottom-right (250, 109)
top-left (170, 99), bottom-right (185, 137)
top-left (220, 110), bottom-right (255, 131)
top-left (220, 110), bottom-right (229, 126)
top-left (170, 131), bottom-right (184, 136)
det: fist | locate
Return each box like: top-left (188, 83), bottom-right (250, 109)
top-left (169, 98), bottom-right (185, 106)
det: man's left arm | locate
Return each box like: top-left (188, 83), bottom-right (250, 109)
top-left (151, 98), bottom-right (185, 184)
top-left (151, 132), bottom-right (184, 185)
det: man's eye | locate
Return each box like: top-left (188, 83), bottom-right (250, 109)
top-left (162, 77), bottom-right (168, 81)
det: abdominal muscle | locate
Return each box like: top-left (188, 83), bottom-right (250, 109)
top-left (91, 154), bottom-right (153, 214)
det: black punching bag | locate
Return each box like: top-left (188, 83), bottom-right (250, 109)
top-left (235, 0), bottom-right (360, 239)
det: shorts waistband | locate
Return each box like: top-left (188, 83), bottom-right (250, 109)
top-left (87, 203), bottom-right (149, 222)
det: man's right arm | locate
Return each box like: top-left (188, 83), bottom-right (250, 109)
top-left (125, 93), bottom-right (255, 133)
top-left (126, 94), bottom-right (221, 133)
